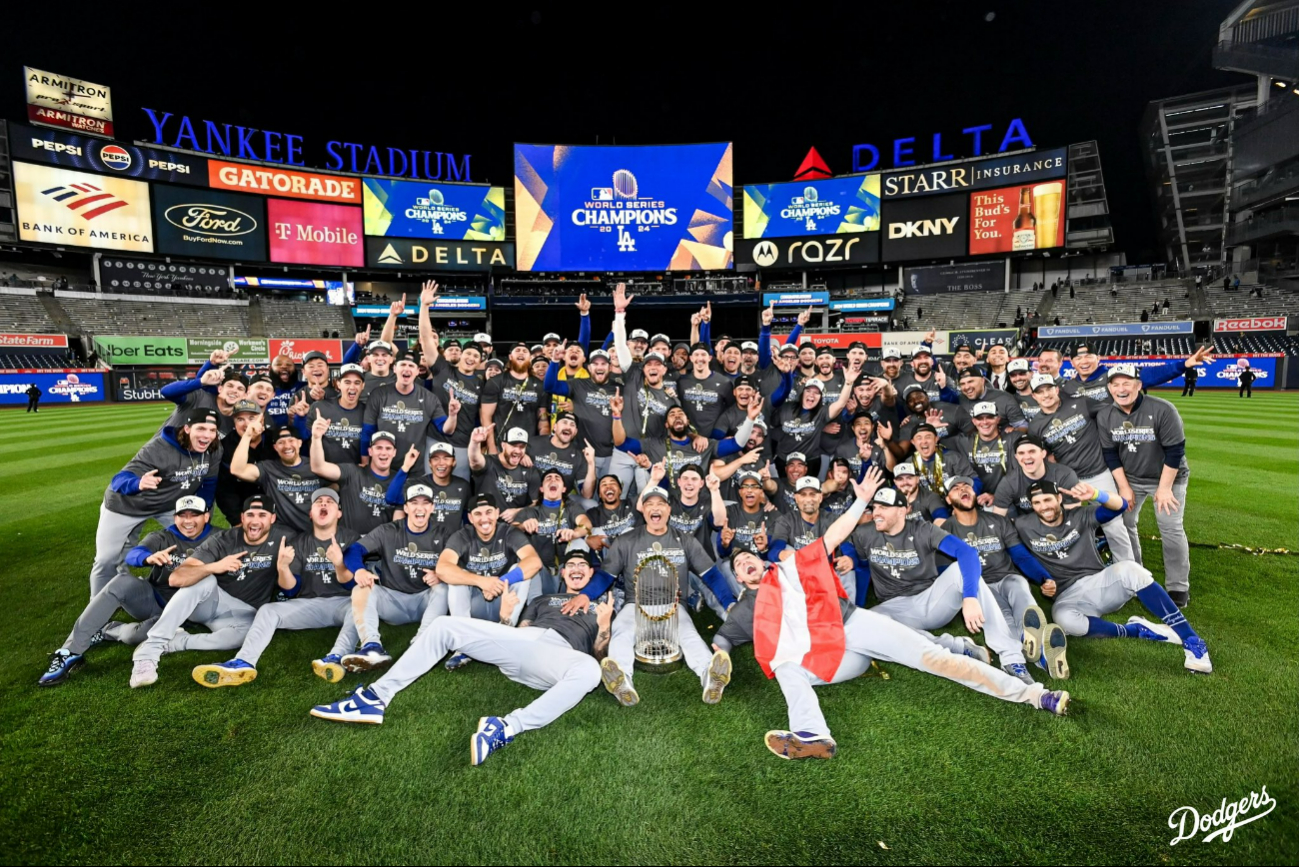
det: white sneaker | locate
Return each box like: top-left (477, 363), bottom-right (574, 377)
top-left (130, 659), bottom-right (158, 688)
top-left (1183, 637), bottom-right (1213, 674)
top-left (1127, 616), bottom-right (1182, 645)
top-left (957, 636), bottom-right (991, 665)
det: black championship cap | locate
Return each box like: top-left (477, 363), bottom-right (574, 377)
top-left (247, 372), bottom-right (274, 387)
top-left (953, 343), bottom-right (974, 354)
top-left (561, 547), bottom-right (595, 567)
top-left (734, 374), bottom-right (760, 390)
top-left (302, 350), bottom-right (329, 365)
top-left (912, 422), bottom-right (939, 437)
top-left (469, 492), bottom-right (500, 511)
top-left (271, 425), bottom-right (301, 442)
top-left (1026, 479), bottom-right (1061, 499)
top-left (241, 495), bottom-right (275, 514)
top-left (958, 367), bottom-right (984, 381)
top-left (1015, 434), bottom-right (1050, 452)
top-left (222, 369), bottom-right (249, 386)
top-left (184, 408), bottom-right (221, 428)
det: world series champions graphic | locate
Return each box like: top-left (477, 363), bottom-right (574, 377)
top-left (514, 142), bottom-right (733, 271)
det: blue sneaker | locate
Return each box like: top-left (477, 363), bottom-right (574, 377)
top-left (1126, 615), bottom-right (1180, 644)
top-left (445, 652), bottom-right (473, 672)
top-left (341, 642), bottom-right (391, 673)
top-left (192, 658), bottom-right (258, 688)
top-left (687, 591), bottom-right (703, 613)
top-left (310, 685), bottom-right (386, 724)
top-left (1042, 624), bottom-right (1070, 680)
top-left (87, 629), bottom-right (107, 649)
top-left (471, 715), bottom-right (514, 766)
top-left (312, 654), bottom-right (346, 682)
top-left (764, 730), bottom-right (837, 760)
top-left (1183, 636), bottom-right (1212, 674)
top-left (1040, 689), bottom-right (1071, 716)
top-left (957, 636), bottom-right (991, 665)
top-left (1002, 662), bottom-right (1034, 685)
top-left (39, 649), bottom-right (83, 687)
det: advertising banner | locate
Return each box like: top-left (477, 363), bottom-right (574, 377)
top-left (0, 371), bottom-right (105, 404)
top-left (802, 333), bottom-right (884, 350)
top-left (8, 122), bottom-right (207, 185)
top-left (93, 335), bottom-right (188, 364)
top-left (14, 162), bottom-right (153, 252)
top-left (0, 333), bottom-right (68, 349)
top-left (208, 160), bottom-right (361, 204)
top-left (269, 338), bottom-right (345, 363)
top-left (829, 298), bottom-right (895, 312)
top-left (1213, 316), bottom-right (1287, 332)
top-left (99, 257), bottom-right (230, 294)
top-left (186, 338), bottom-right (270, 364)
top-left (969, 180), bottom-right (1066, 255)
top-left (153, 185), bottom-right (267, 261)
top-left (738, 233), bottom-right (879, 269)
top-left (514, 142), bottom-right (734, 271)
top-left (364, 237), bottom-right (514, 272)
top-left (881, 148), bottom-right (1067, 199)
top-left (880, 330), bottom-right (951, 355)
top-left (363, 179), bottom-right (506, 240)
top-left (881, 192), bottom-right (968, 261)
top-left (904, 261), bottom-right (1005, 295)
top-left (762, 291), bottom-right (830, 307)
top-left (110, 367), bottom-right (195, 402)
top-left (25, 67), bottom-right (113, 137)
top-left (267, 199), bottom-right (364, 267)
top-left (946, 328), bottom-right (1019, 351)
top-left (1059, 356), bottom-right (1277, 389)
top-left (1038, 321), bottom-right (1194, 338)
top-left (353, 298), bottom-right (488, 317)
top-left (742, 174), bottom-right (881, 239)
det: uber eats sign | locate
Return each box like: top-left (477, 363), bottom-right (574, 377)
top-left (93, 335), bottom-right (188, 363)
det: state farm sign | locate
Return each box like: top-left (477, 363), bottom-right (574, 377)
top-left (0, 333), bottom-right (68, 348)
top-left (1213, 316), bottom-right (1287, 332)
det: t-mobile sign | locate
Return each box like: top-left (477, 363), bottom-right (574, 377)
top-left (268, 199), bottom-right (364, 267)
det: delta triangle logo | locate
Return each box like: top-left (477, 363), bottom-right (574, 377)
top-left (378, 243), bottom-right (403, 265)
top-left (794, 147), bottom-right (832, 182)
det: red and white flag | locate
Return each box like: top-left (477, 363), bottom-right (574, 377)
top-left (753, 544), bottom-right (847, 682)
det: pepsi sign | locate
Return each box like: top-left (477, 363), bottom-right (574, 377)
top-left (7, 121), bottom-right (207, 185)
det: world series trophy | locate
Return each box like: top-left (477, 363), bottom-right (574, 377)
top-left (632, 554), bottom-right (683, 674)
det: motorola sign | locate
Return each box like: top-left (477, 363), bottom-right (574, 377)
top-left (736, 233), bottom-right (879, 268)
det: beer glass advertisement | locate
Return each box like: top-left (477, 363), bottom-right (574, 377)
top-left (514, 142), bottom-right (733, 271)
top-left (968, 180), bottom-right (1065, 255)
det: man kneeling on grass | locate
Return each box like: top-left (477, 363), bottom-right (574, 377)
top-left (715, 468), bottom-right (1070, 762)
top-left (309, 548), bottom-right (612, 767)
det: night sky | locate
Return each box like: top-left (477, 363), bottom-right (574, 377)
top-left (7, 2), bottom-right (1246, 263)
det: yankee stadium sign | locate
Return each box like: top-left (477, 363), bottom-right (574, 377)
top-left (141, 108), bottom-right (473, 182)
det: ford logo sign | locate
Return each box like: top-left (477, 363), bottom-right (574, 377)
top-left (164, 203), bottom-right (257, 236)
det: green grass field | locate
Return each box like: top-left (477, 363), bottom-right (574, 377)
top-left (2, 392), bottom-right (1296, 866)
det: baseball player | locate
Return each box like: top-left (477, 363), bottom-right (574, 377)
top-left (229, 416), bottom-right (326, 534)
top-left (480, 342), bottom-right (549, 438)
top-left (762, 450), bottom-right (812, 514)
top-left (310, 412), bottom-right (398, 534)
top-left (959, 401), bottom-right (1019, 499)
top-left (834, 410), bottom-right (893, 482)
top-left (215, 400), bottom-right (273, 527)
top-left (41, 496), bottom-right (214, 686)
top-left (675, 341), bottom-right (736, 437)
top-left (129, 495), bottom-right (289, 688)
top-left (849, 481), bottom-right (1035, 683)
top-left (893, 341), bottom-right (953, 405)
top-left (191, 488), bottom-right (359, 687)
top-left (1028, 372), bottom-right (1135, 562)
top-left (991, 436), bottom-right (1081, 518)
top-left (433, 340), bottom-right (485, 482)
top-left (360, 339), bottom-right (398, 399)
top-left (770, 369), bottom-right (857, 463)
top-left (717, 471), bottom-right (773, 559)
top-left (436, 492), bottom-right (544, 656)
top-left (1097, 366), bottom-right (1193, 606)
top-left (1006, 358), bottom-right (1042, 421)
top-left (908, 422), bottom-right (981, 498)
top-left (309, 363), bottom-right (368, 464)
top-left (584, 474), bottom-right (640, 555)
top-left (1014, 480), bottom-right (1211, 673)
top-left (264, 353), bottom-right (307, 429)
top-left (309, 548), bottom-right (613, 766)
top-left (613, 402), bottom-right (757, 498)
top-left (895, 384), bottom-right (973, 448)
top-left (956, 368), bottom-right (1028, 431)
top-left (362, 350), bottom-right (455, 461)
top-left (328, 483), bottom-right (452, 676)
top-left (768, 475), bottom-right (857, 599)
top-left (385, 441), bottom-right (470, 529)
top-left (567, 485), bottom-right (736, 707)
top-left (161, 349), bottom-right (246, 435)
top-left (512, 468), bottom-right (594, 592)
top-left (469, 424), bottom-right (541, 521)
top-left (1061, 342), bottom-right (1212, 404)
top-left (943, 478), bottom-right (1066, 677)
top-left (543, 349), bottom-right (622, 486)
top-left (526, 411), bottom-right (596, 501)
top-left (892, 462), bottom-right (951, 525)
top-left (89, 408), bottom-right (221, 595)
top-left (719, 473), bottom-right (1068, 761)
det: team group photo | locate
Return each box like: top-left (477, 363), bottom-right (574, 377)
top-left (2, 6), bottom-right (1296, 866)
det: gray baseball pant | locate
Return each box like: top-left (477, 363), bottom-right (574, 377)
top-left (986, 574), bottom-right (1037, 641)
top-left (609, 603), bottom-right (712, 688)
top-left (1123, 474), bottom-right (1190, 595)
top-left (448, 579), bottom-right (533, 624)
top-left (63, 573), bottom-right (162, 655)
top-left (89, 504), bottom-right (175, 595)
top-left (1081, 469), bottom-right (1136, 562)
top-left (371, 620), bottom-right (600, 733)
top-left (870, 563), bottom-right (1027, 665)
top-left (1050, 560), bottom-right (1156, 636)
top-left (133, 575), bottom-right (257, 663)
top-left (236, 596), bottom-right (352, 666)
top-left (775, 607), bottom-right (1046, 738)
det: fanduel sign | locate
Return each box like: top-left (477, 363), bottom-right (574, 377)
top-left (140, 109), bottom-right (473, 182)
top-left (852, 119), bottom-right (1033, 172)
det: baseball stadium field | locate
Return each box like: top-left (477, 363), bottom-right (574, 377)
top-left (2, 392), bottom-right (1296, 865)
